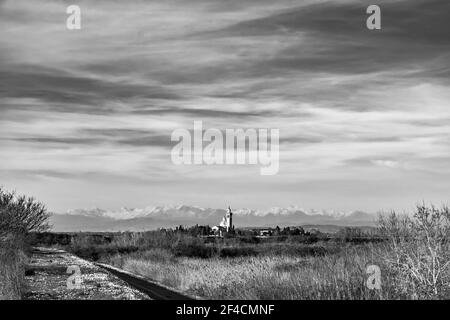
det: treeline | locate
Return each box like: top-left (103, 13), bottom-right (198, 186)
top-left (165, 224), bottom-right (380, 238)
top-left (170, 225), bottom-right (310, 237)
top-left (168, 224), bottom-right (382, 243)
top-left (30, 224), bottom-right (380, 262)
top-left (0, 187), bottom-right (50, 299)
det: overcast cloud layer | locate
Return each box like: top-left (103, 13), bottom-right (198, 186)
top-left (1, 0), bottom-right (449, 213)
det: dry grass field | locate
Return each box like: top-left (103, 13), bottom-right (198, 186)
top-left (0, 242), bottom-right (26, 299)
top-left (69, 205), bottom-right (449, 300)
top-left (102, 245), bottom-right (390, 299)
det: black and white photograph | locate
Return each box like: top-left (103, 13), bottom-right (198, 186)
top-left (1, 0), bottom-right (449, 311)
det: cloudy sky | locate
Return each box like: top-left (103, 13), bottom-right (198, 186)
top-left (1, 0), bottom-right (449, 213)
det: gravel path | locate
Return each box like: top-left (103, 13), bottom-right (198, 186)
top-left (24, 247), bottom-right (149, 300)
top-left (96, 263), bottom-right (193, 300)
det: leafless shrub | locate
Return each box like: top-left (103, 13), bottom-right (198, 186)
top-left (0, 188), bottom-right (50, 300)
top-left (0, 187), bottom-right (51, 240)
top-left (378, 204), bottom-right (450, 299)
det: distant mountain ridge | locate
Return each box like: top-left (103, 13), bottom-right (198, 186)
top-left (50, 205), bottom-right (377, 232)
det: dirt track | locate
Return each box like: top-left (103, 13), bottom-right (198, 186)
top-left (96, 263), bottom-right (193, 300)
top-left (25, 248), bottom-right (192, 300)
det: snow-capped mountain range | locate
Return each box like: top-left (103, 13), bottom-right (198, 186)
top-left (50, 205), bottom-right (377, 232)
top-left (64, 205), bottom-right (361, 219)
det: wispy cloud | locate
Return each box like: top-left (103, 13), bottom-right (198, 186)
top-left (0, 0), bottom-right (449, 212)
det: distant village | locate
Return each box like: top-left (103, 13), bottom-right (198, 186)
top-left (167, 206), bottom-right (326, 238)
top-left (164, 206), bottom-right (377, 241)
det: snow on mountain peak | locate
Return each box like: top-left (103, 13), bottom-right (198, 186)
top-left (62, 205), bottom-right (373, 221)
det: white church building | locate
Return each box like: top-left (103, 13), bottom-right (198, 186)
top-left (212, 206), bottom-right (234, 236)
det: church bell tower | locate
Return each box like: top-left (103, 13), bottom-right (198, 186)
top-left (226, 206), bottom-right (233, 232)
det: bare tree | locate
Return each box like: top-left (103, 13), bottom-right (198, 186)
top-left (378, 204), bottom-right (450, 299)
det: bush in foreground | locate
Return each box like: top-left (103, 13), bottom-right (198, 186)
top-left (0, 187), bottom-right (50, 300)
top-left (378, 204), bottom-right (450, 299)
